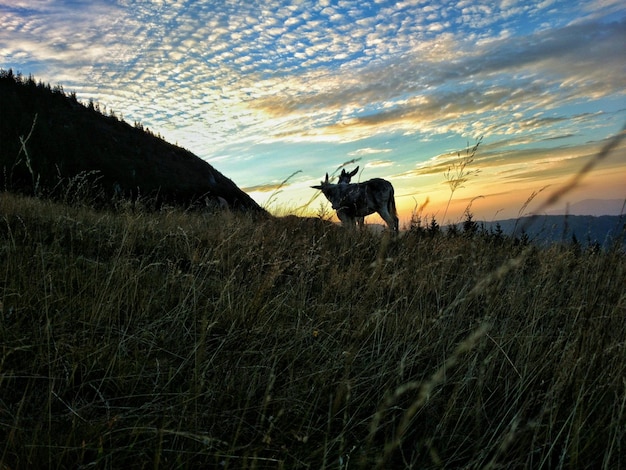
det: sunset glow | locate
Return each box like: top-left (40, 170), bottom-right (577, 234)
top-left (1, 0), bottom-right (624, 225)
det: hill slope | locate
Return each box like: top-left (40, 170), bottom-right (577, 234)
top-left (0, 69), bottom-right (264, 212)
top-left (1, 193), bottom-right (624, 468)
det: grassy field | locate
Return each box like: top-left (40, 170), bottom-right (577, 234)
top-left (0, 192), bottom-right (625, 469)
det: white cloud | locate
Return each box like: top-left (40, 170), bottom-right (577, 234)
top-left (2, 0), bottom-right (624, 196)
top-left (349, 147), bottom-right (392, 156)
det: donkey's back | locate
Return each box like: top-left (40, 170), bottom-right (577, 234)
top-left (335, 178), bottom-right (398, 232)
top-left (343, 178), bottom-right (394, 216)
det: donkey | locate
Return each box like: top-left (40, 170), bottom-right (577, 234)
top-left (312, 172), bottom-right (399, 232)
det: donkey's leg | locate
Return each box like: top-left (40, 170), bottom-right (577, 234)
top-left (337, 210), bottom-right (357, 230)
top-left (377, 208), bottom-right (397, 232)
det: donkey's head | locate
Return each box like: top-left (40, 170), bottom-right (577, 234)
top-left (311, 173), bottom-right (345, 210)
top-left (338, 166), bottom-right (359, 184)
top-left (311, 173), bottom-right (330, 190)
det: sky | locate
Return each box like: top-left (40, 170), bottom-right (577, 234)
top-left (1, 0), bottom-right (625, 225)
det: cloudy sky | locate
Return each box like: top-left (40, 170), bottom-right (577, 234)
top-left (1, 0), bottom-right (625, 224)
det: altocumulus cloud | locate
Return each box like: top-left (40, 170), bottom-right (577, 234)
top-left (2, 0), bottom-right (623, 145)
top-left (0, 0), bottom-right (624, 213)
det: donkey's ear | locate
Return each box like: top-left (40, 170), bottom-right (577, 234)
top-left (349, 166), bottom-right (359, 177)
top-left (311, 184), bottom-right (322, 190)
top-left (325, 173), bottom-right (329, 183)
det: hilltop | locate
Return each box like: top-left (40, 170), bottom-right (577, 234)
top-left (0, 69), bottom-right (264, 212)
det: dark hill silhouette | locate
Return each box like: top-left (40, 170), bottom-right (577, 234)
top-left (0, 69), bottom-right (264, 213)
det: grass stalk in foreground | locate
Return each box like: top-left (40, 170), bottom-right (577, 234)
top-left (0, 191), bottom-right (624, 468)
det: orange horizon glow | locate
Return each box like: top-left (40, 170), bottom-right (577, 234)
top-left (253, 133), bottom-right (626, 224)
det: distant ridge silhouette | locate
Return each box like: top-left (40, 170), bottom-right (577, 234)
top-left (546, 199), bottom-right (625, 217)
top-left (481, 214), bottom-right (625, 249)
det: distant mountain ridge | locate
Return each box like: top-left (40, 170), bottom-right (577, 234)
top-left (481, 214), bottom-right (626, 249)
top-left (547, 199), bottom-right (626, 216)
top-left (0, 69), bottom-right (265, 212)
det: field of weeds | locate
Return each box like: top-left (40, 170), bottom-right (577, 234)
top-left (1, 192), bottom-right (625, 469)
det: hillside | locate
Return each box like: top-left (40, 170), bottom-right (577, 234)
top-left (0, 69), bottom-right (264, 212)
top-left (1, 192), bottom-right (624, 468)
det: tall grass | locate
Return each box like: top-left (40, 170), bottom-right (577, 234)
top-left (1, 191), bottom-right (624, 469)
